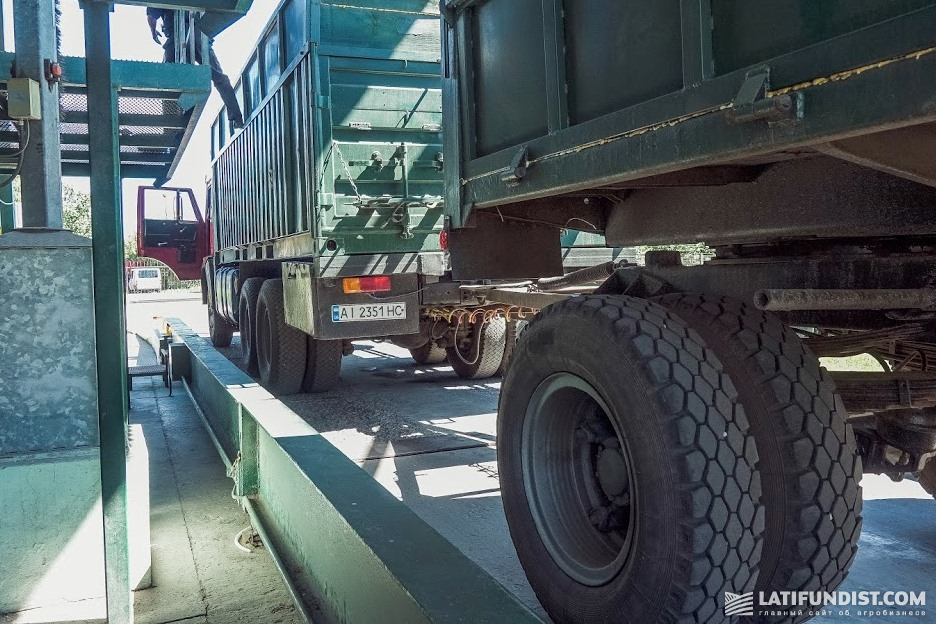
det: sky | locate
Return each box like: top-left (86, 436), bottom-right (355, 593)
top-left (2, 0), bottom-right (279, 236)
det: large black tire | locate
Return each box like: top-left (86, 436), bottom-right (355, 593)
top-left (238, 277), bottom-right (265, 376)
top-left (256, 279), bottom-right (307, 395)
top-left (499, 295), bottom-right (763, 623)
top-left (410, 342), bottom-right (447, 365)
top-left (208, 305), bottom-right (234, 348)
top-left (657, 294), bottom-right (863, 619)
top-left (447, 317), bottom-right (506, 380)
top-left (303, 336), bottom-right (343, 393)
top-left (920, 458), bottom-right (936, 499)
top-left (206, 265), bottom-right (233, 348)
top-left (496, 319), bottom-right (519, 376)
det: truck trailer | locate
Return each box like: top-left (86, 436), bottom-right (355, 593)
top-left (442, 1), bottom-right (936, 622)
top-left (139, 1), bottom-right (521, 394)
top-left (138, 1), bottom-right (632, 395)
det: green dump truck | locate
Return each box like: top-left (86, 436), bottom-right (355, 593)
top-left (138, 1), bottom-right (506, 393)
top-left (138, 0), bottom-right (629, 395)
top-left (443, 1), bottom-right (936, 622)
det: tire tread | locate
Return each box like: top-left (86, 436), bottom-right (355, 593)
top-left (502, 295), bottom-right (764, 623)
top-left (657, 294), bottom-right (863, 620)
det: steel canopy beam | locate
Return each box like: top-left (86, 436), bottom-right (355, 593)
top-left (0, 52), bottom-right (212, 93)
top-left (114, 0), bottom-right (253, 37)
top-left (61, 163), bottom-right (171, 179)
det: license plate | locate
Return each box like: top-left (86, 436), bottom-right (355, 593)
top-left (331, 302), bottom-right (407, 323)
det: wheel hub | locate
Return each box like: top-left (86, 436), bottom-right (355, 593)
top-left (597, 446), bottom-right (628, 498)
top-left (522, 373), bottom-right (637, 586)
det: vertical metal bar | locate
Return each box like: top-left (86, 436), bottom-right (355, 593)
top-left (455, 16), bottom-right (475, 162)
top-left (302, 57), bottom-right (313, 235)
top-left (81, 2), bottom-right (132, 622)
top-left (253, 111), bottom-right (260, 244)
top-left (288, 76), bottom-right (300, 235)
top-left (278, 92), bottom-right (288, 236)
top-left (225, 142), bottom-right (231, 248)
top-left (243, 133), bottom-right (248, 248)
top-left (270, 100), bottom-right (278, 239)
top-left (223, 148), bottom-right (231, 249)
top-left (238, 131), bottom-right (245, 247)
top-left (542, 0), bottom-right (568, 133)
top-left (266, 103), bottom-right (273, 240)
top-left (0, 184), bottom-right (14, 233)
top-left (299, 70), bottom-right (307, 234)
top-left (241, 126), bottom-right (248, 247)
top-left (229, 142), bottom-right (236, 248)
top-left (680, 0), bottom-right (714, 88)
top-left (13, 0), bottom-right (64, 229)
top-left (258, 111), bottom-right (265, 243)
top-left (268, 105), bottom-right (276, 241)
top-left (401, 143), bottom-right (409, 199)
top-left (441, 15), bottom-right (464, 229)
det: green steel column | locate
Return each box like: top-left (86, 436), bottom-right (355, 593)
top-left (0, 184), bottom-right (13, 233)
top-left (81, 1), bottom-right (132, 622)
top-left (13, 0), bottom-right (64, 229)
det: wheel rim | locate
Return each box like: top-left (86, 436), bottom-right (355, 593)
top-left (521, 372), bottom-right (636, 586)
top-left (452, 323), bottom-right (478, 364)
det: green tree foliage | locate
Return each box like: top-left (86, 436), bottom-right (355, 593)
top-left (61, 184), bottom-right (93, 238)
top-left (124, 234), bottom-right (139, 260)
top-left (36, 183), bottom-right (138, 262)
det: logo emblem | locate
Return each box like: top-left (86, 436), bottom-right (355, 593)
top-left (724, 592), bottom-right (754, 617)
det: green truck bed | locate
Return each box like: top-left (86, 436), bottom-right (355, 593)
top-left (209, 0), bottom-right (445, 269)
top-left (443, 0), bottom-right (936, 275)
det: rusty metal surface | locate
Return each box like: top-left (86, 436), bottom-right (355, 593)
top-left (834, 372), bottom-right (936, 412)
top-left (755, 289), bottom-right (936, 311)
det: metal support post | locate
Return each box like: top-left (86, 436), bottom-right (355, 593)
top-left (81, 1), bottom-right (132, 622)
top-left (12, 0), bottom-right (63, 229)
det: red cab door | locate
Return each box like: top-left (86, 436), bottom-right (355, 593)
top-left (136, 186), bottom-right (210, 281)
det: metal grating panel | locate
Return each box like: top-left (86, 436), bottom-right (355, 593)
top-left (0, 53), bottom-right (212, 180)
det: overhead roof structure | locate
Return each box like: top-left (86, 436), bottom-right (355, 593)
top-left (115, 0), bottom-right (253, 37)
top-left (0, 54), bottom-right (211, 180)
top-left (0, 0), bottom-right (253, 182)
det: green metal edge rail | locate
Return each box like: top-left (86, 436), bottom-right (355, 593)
top-left (165, 318), bottom-right (541, 624)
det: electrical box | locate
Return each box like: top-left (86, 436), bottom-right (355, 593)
top-left (7, 78), bottom-right (41, 121)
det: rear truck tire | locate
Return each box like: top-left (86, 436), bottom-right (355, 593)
top-left (256, 279), bottom-right (307, 395)
top-left (409, 341), bottom-right (447, 365)
top-left (656, 294), bottom-right (863, 618)
top-left (499, 295), bottom-right (763, 623)
top-left (206, 265), bottom-right (233, 348)
top-left (303, 336), bottom-right (343, 393)
top-left (920, 457), bottom-right (936, 498)
top-left (497, 319), bottom-right (519, 376)
top-left (238, 277), bottom-right (265, 376)
top-left (208, 304), bottom-right (234, 348)
top-left (447, 317), bottom-right (507, 380)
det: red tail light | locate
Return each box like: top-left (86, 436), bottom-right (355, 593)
top-left (342, 275), bottom-right (391, 294)
top-left (439, 230), bottom-right (449, 250)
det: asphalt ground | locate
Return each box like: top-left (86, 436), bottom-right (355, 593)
top-left (126, 294), bottom-right (936, 624)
